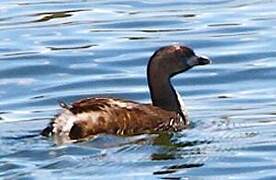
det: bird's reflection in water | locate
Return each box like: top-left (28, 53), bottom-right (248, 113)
top-left (151, 133), bottom-right (207, 177)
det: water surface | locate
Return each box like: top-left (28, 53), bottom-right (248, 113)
top-left (1, 0), bottom-right (276, 179)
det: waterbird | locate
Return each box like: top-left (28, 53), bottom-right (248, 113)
top-left (41, 45), bottom-right (211, 140)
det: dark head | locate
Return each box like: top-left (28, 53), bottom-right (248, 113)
top-left (147, 45), bottom-right (211, 114)
top-left (147, 45), bottom-right (211, 78)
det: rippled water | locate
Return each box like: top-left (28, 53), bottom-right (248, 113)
top-left (1, 0), bottom-right (276, 179)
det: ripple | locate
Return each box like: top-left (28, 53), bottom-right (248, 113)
top-left (1, 0), bottom-right (276, 179)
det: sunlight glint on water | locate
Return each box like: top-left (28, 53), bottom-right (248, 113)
top-left (1, 0), bottom-right (276, 179)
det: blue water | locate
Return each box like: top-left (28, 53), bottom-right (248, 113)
top-left (1, 0), bottom-right (276, 179)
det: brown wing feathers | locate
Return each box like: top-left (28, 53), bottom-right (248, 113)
top-left (66, 98), bottom-right (183, 139)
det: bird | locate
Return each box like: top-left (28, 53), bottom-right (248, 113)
top-left (41, 45), bottom-right (211, 141)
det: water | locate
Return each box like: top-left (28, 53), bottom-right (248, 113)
top-left (1, 0), bottom-right (276, 179)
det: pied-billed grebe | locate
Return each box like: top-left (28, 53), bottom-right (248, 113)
top-left (41, 45), bottom-right (211, 140)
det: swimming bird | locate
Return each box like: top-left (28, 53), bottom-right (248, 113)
top-left (41, 45), bottom-right (211, 140)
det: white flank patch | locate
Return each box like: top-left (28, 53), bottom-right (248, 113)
top-left (52, 105), bottom-right (106, 138)
top-left (52, 109), bottom-right (77, 135)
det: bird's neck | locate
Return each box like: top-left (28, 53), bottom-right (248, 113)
top-left (148, 71), bottom-right (181, 113)
top-left (148, 74), bottom-right (188, 124)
